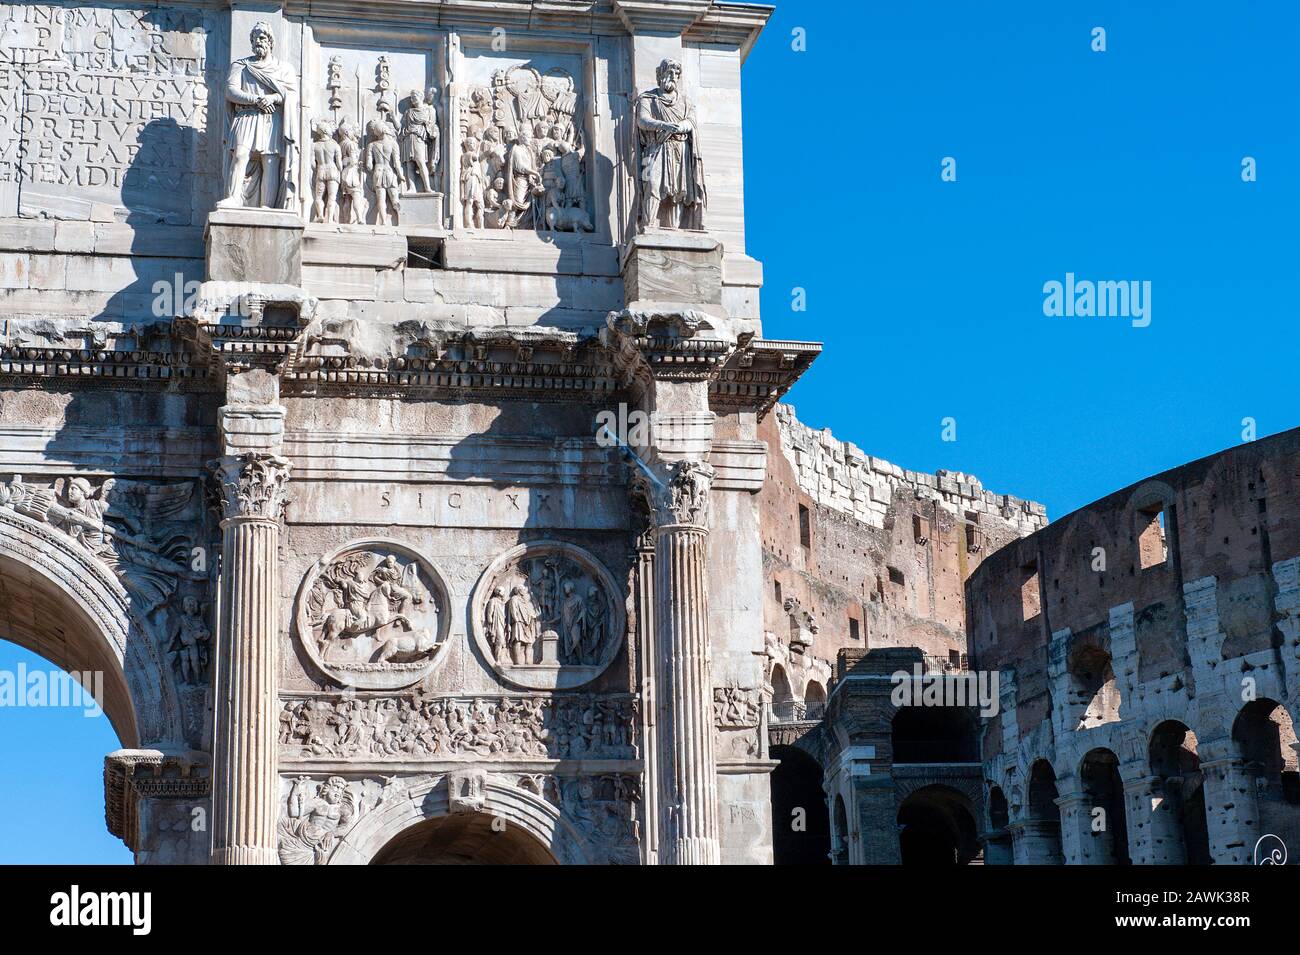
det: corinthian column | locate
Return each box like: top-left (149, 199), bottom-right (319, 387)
top-left (208, 452), bottom-right (290, 865)
top-left (635, 459), bottom-right (720, 864)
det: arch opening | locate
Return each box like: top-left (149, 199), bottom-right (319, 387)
top-left (1233, 699), bottom-right (1300, 852)
top-left (984, 785), bottom-right (1013, 864)
top-left (770, 744), bottom-right (830, 865)
top-left (370, 812), bottom-right (559, 865)
top-left (896, 784), bottom-right (979, 865)
top-left (0, 553), bottom-right (137, 744)
top-left (1149, 720), bottom-right (1210, 865)
top-left (1080, 748), bottom-right (1129, 864)
top-left (1025, 759), bottom-right (1064, 864)
top-left (771, 664), bottom-right (797, 722)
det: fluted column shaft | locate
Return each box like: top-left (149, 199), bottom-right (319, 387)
top-left (209, 452), bottom-right (290, 865)
top-left (654, 522), bottom-right (719, 865)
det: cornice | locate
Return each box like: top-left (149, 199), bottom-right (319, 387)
top-left (710, 337), bottom-right (821, 420)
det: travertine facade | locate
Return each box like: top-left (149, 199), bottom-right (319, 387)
top-left (970, 429), bottom-right (1300, 866)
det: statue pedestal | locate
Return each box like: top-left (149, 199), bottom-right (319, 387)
top-left (621, 231), bottom-right (723, 307)
top-left (538, 629), bottom-right (560, 665)
top-left (401, 191), bottom-right (445, 228)
top-left (206, 206), bottom-right (305, 284)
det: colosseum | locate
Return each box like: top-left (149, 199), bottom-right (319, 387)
top-left (0, 0), bottom-right (1293, 868)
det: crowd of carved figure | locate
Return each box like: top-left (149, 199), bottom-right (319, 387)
top-left (279, 693), bottom-right (634, 759)
top-left (459, 66), bottom-right (590, 231)
top-left (483, 552), bottom-right (612, 668)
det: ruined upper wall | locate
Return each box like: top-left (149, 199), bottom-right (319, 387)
top-left (968, 426), bottom-right (1300, 757)
top-left (758, 404), bottom-right (1046, 676)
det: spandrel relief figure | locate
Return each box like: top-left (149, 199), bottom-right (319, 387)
top-left (310, 119), bottom-right (342, 223)
top-left (400, 86), bottom-right (440, 194)
top-left (636, 58), bottom-right (706, 231)
top-left (364, 119), bottom-right (403, 225)
top-left (168, 596), bottom-right (211, 685)
top-left (278, 776), bottom-right (355, 865)
top-left (1, 476), bottom-right (205, 615)
top-left (219, 22), bottom-right (301, 211)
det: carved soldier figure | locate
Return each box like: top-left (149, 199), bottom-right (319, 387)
top-left (219, 22), bottom-right (301, 210)
top-left (310, 119), bottom-right (342, 223)
top-left (399, 86), bottom-right (440, 193)
top-left (460, 137), bottom-right (486, 228)
top-left (506, 584), bottom-right (540, 665)
top-left (336, 118), bottom-right (365, 224)
top-left (636, 58), bottom-right (706, 231)
top-left (484, 585), bottom-right (510, 665)
top-left (365, 118), bottom-right (404, 225)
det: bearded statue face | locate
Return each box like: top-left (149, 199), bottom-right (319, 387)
top-left (251, 26), bottom-right (273, 59)
top-left (657, 60), bottom-right (682, 93)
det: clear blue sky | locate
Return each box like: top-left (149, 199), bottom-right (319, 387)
top-left (747, 0), bottom-right (1300, 521)
top-left (3, 0), bottom-right (1298, 865)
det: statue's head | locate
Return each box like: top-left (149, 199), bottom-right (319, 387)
top-left (67, 477), bottom-right (92, 504)
top-left (515, 127), bottom-right (530, 144)
top-left (366, 118), bottom-right (385, 139)
top-left (183, 596), bottom-right (199, 614)
top-left (409, 88), bottom-right (422, 107)
top-left (250, 22), bottom-right (274, 58)
top-left (425, 86), bottom-right (439, 104)
top-left (337, 118), bottom-right (356, 140)
top-left (656, 58), bottom-right (683, 91)
top-left (321, 776), bottom-right (348, 803)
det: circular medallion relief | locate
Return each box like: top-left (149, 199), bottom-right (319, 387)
top-left (470, 541), bottom-right (625, 690)
top-left (295, 539), bottom-right (450, 690)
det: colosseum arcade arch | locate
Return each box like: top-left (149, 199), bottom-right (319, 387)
top-left (1148, 720), bottom-right (1210, 864)
top-left (1233, 699), bottom-right (1300, 855)
top-left (1079, 748), bottom-right (1129, 865)
top-left (896, 784), bottom-right (979, 865)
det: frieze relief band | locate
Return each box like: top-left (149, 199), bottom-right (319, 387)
top-left (279, 693), bottom-right (636, 761)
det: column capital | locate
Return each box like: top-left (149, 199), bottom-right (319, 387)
top-left (631, 458), bottom-right (715, 531)
top-left (208, 452), bottom-right (291, 524)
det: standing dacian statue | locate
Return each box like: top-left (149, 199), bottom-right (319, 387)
top-left (219, 22), bottom-right (301, 210)
top-left (636, 58), bottom-right (706, 231)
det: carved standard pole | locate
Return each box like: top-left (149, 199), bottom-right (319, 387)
top-left (637, 460), bottom-right (720, 864)
top-left (209, 452), bottom-right (291, 865)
